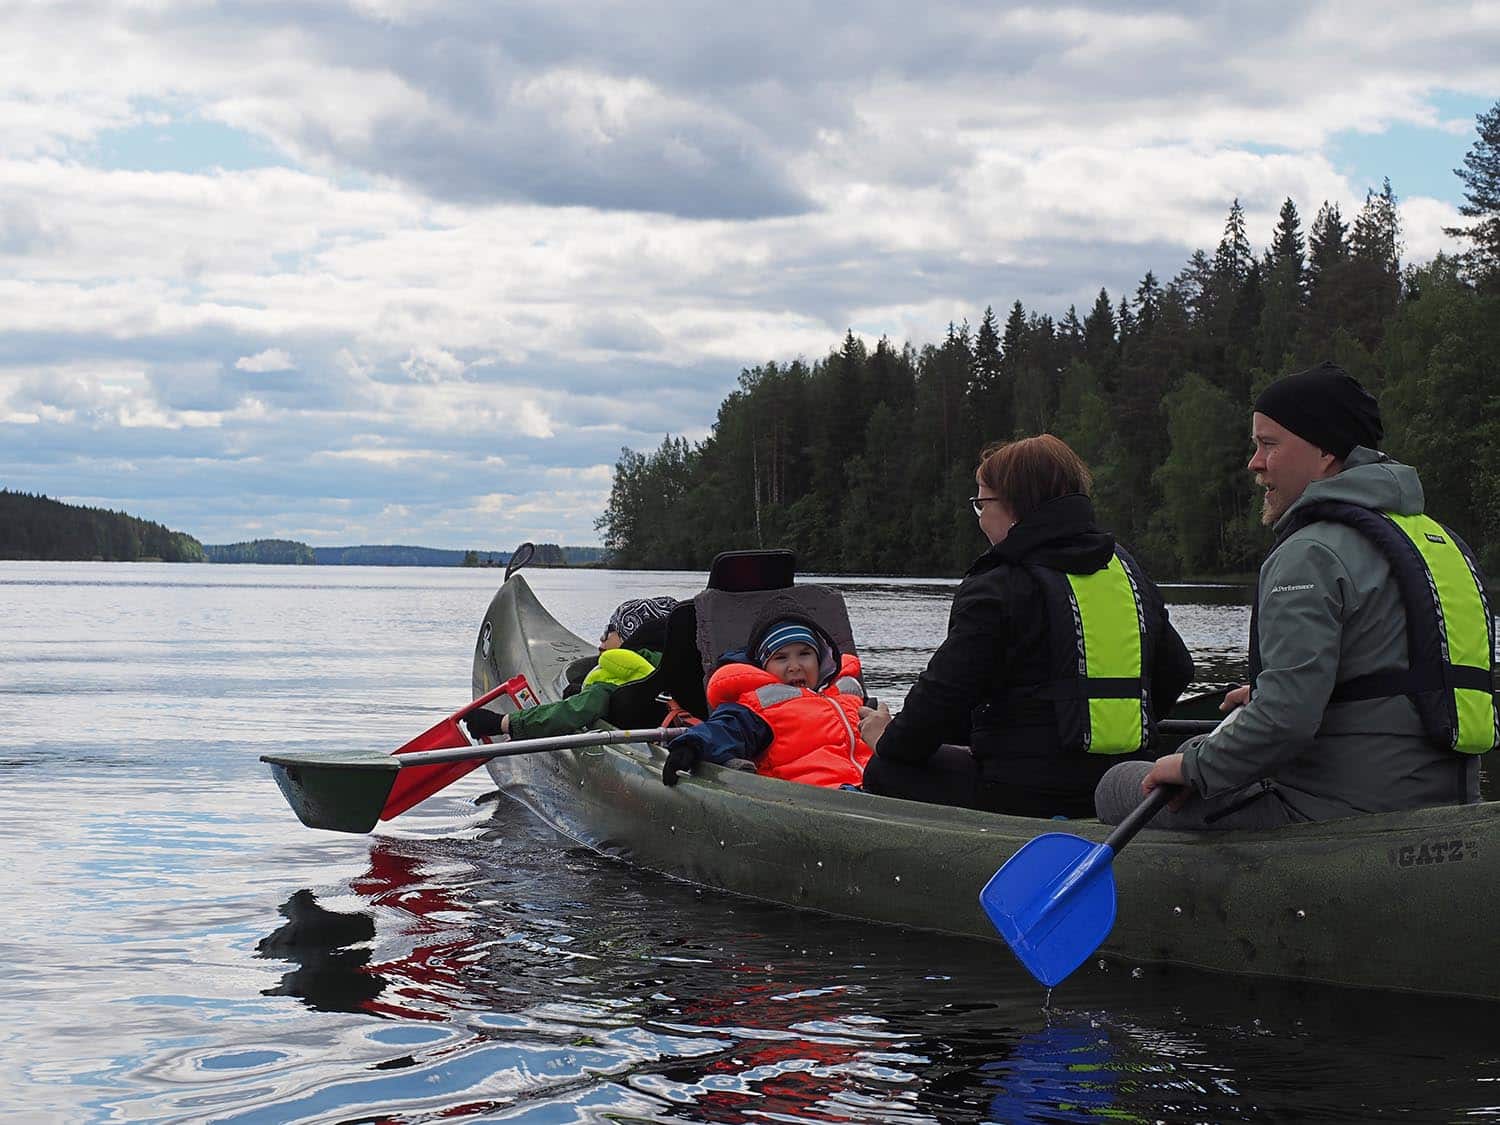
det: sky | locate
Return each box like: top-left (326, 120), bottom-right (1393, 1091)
top-left (1, 2), bottom-right (1497, 551)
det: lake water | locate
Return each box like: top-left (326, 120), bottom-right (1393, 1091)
top-left (3, 562), bottom-right (1497, 1123)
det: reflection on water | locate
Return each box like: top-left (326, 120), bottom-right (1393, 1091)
top-left (257, 890), bottom-right (382, 1013)
top-left (3, 562), bottom-right (1498, 1123)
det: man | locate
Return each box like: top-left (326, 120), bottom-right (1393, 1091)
top-left (1096, 361), bottom-right (1495, 829)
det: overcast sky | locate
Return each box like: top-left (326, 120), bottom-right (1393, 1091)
top-left (2, 1), bottom-right (1496, 550)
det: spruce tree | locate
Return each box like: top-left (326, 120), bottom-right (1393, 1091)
top-left (1175, 250), bottom-right (1214, 327)
top-left (1082, 288), bottom-right (1116, 384)
top-left (1116, 294), bottom-right (1136, 347)
top-left (1212, 199), bottom-right (1254, 290)
top-left (1301, 201), bottom-right (1351, 361)
top-left (1348, 179), bottom-right (1403, 350)
top-left (1259, 197), bottom-right (1306, 371)
top-left (969, 305), bottom-right (1009, 438)
top-left (1134, 271), bottom-right (1163, 334)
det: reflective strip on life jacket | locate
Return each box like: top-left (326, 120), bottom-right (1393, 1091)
top-left (1062, 553), bottom-right (1148, 754)
top-left (833, 675), bottom-right (865, 699)
top-left (752, 683), bottom-right (804, 708)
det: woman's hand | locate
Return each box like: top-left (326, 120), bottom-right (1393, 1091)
top-left (1141, 752), bottom-right (1191, 811)
top-left (1220, 684), bottom-right (1250, 712)
top-left (858, 701), bottom-right (891, 749)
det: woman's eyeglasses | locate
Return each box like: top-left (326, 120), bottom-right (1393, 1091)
top-left (970, 496), bottom-right (1005, 517)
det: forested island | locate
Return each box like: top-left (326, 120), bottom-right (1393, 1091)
top-left (596, 104), bottom-right (1500, 579)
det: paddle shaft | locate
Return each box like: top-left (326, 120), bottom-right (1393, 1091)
top-left (1102, 785), bottom-right (1174, 852)
top-left (397, 727), bottom-right (673, 768)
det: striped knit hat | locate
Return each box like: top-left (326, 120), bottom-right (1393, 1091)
top-left (755, 620), bottom-right (821, 666)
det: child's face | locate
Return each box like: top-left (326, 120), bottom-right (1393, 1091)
top-left (598, 628), bottom-right (623, 652)
top-left (764, 642), bottom-right (819, 688)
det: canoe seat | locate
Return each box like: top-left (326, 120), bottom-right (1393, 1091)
top-left (607, 550), bottom-right (860, 724)
top-left (607, 601), bottom-right (706, 725)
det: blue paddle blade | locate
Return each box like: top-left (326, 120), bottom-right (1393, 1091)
top-left (979, 833), bottom-right (1118, 988)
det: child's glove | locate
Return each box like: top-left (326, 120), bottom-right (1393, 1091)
top-left (661, 731), bottom-right (704, 786)
top-left (463, 708), bottom-right (506, 738)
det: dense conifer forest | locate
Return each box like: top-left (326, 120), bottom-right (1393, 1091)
top-left (0, 491), bottom-right (205, 562)
top-left (598, 102), bottom-right (1500, 579)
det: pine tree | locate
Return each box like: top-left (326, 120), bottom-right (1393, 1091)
top-left (1444, 100), bottom-right (1500, 290)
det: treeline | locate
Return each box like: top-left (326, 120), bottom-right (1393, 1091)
top-left (598, 106), bottom-right (1500, 578)
top-left (313, 544), bottom-right (601, 566)
top-left (205, 540), bottom-right (316, 564)
top-left (0, 490), bottom-right (204, 562)
top-left (461, 544), bottom-right (607, 567)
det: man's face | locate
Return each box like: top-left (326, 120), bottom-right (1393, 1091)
top-left (1247, 412), bottom-right (1340, 526)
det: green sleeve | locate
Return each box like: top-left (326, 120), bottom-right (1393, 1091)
top-left (507, 682), bottom-right (616, 741)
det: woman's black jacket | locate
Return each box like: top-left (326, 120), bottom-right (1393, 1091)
top-left (875, 494), bottom-right (1194, 803)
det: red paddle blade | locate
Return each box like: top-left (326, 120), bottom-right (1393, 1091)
top-left (379, 675), bottom-right (538, 820)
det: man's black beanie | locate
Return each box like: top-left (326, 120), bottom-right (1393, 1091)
top-left (1252, 361), bottom-right (1383, 459)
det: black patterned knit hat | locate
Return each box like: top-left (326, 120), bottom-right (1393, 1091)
top-left (606, 596), bottom-right (679, 649)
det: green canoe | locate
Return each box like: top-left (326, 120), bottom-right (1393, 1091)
top-left (473, 573), bottom-right (1500, 1000)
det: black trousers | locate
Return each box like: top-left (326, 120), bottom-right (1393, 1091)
top-left (861, 746), bottom-right (1092, 819)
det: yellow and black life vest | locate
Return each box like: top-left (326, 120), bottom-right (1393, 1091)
top-left (1251, 503), bottom-right (1498, 754)
top-left (1001, 549), bottom-right (1157, 754)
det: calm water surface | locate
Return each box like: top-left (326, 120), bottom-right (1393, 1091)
top-left (2, 562), bottom-right (1497, 1123)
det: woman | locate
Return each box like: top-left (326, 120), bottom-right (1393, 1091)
top-left (859, 434), bottom-right (1193, 818)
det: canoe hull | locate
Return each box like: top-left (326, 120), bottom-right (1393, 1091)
top-left (474, 575), bottom-right (1500, 1000)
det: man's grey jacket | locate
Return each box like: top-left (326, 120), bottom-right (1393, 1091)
top-left (1181, 446), bottom-right (1481, 821)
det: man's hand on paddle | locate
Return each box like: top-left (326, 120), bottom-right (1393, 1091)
top-left (1141, 752), bottom-right (1192, 811)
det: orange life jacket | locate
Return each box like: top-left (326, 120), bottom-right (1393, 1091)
top-left (706, 653), bottom-right (872, 788)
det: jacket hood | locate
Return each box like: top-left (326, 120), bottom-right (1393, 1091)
top-left (727, 611), bottom-right (842, 688)
top-left (971, 492), bottom-right (1116, 575)
top-left (1276, 446), bottom-right (1425, 531)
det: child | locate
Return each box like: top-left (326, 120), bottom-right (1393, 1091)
top-left (464, 596), bottom-right (677, 741)
top-left (660, 615), bottom-right (874, 789)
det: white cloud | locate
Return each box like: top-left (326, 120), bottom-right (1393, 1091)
top-left (399, 345), bottom-right (466, 383)
top-left (235, 348), bottom-right (295, 372)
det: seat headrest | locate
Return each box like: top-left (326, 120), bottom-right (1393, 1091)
top-left (692, 585), bottom-right (856, 677)
top-left (707, 550), bottom-right (795, 592)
